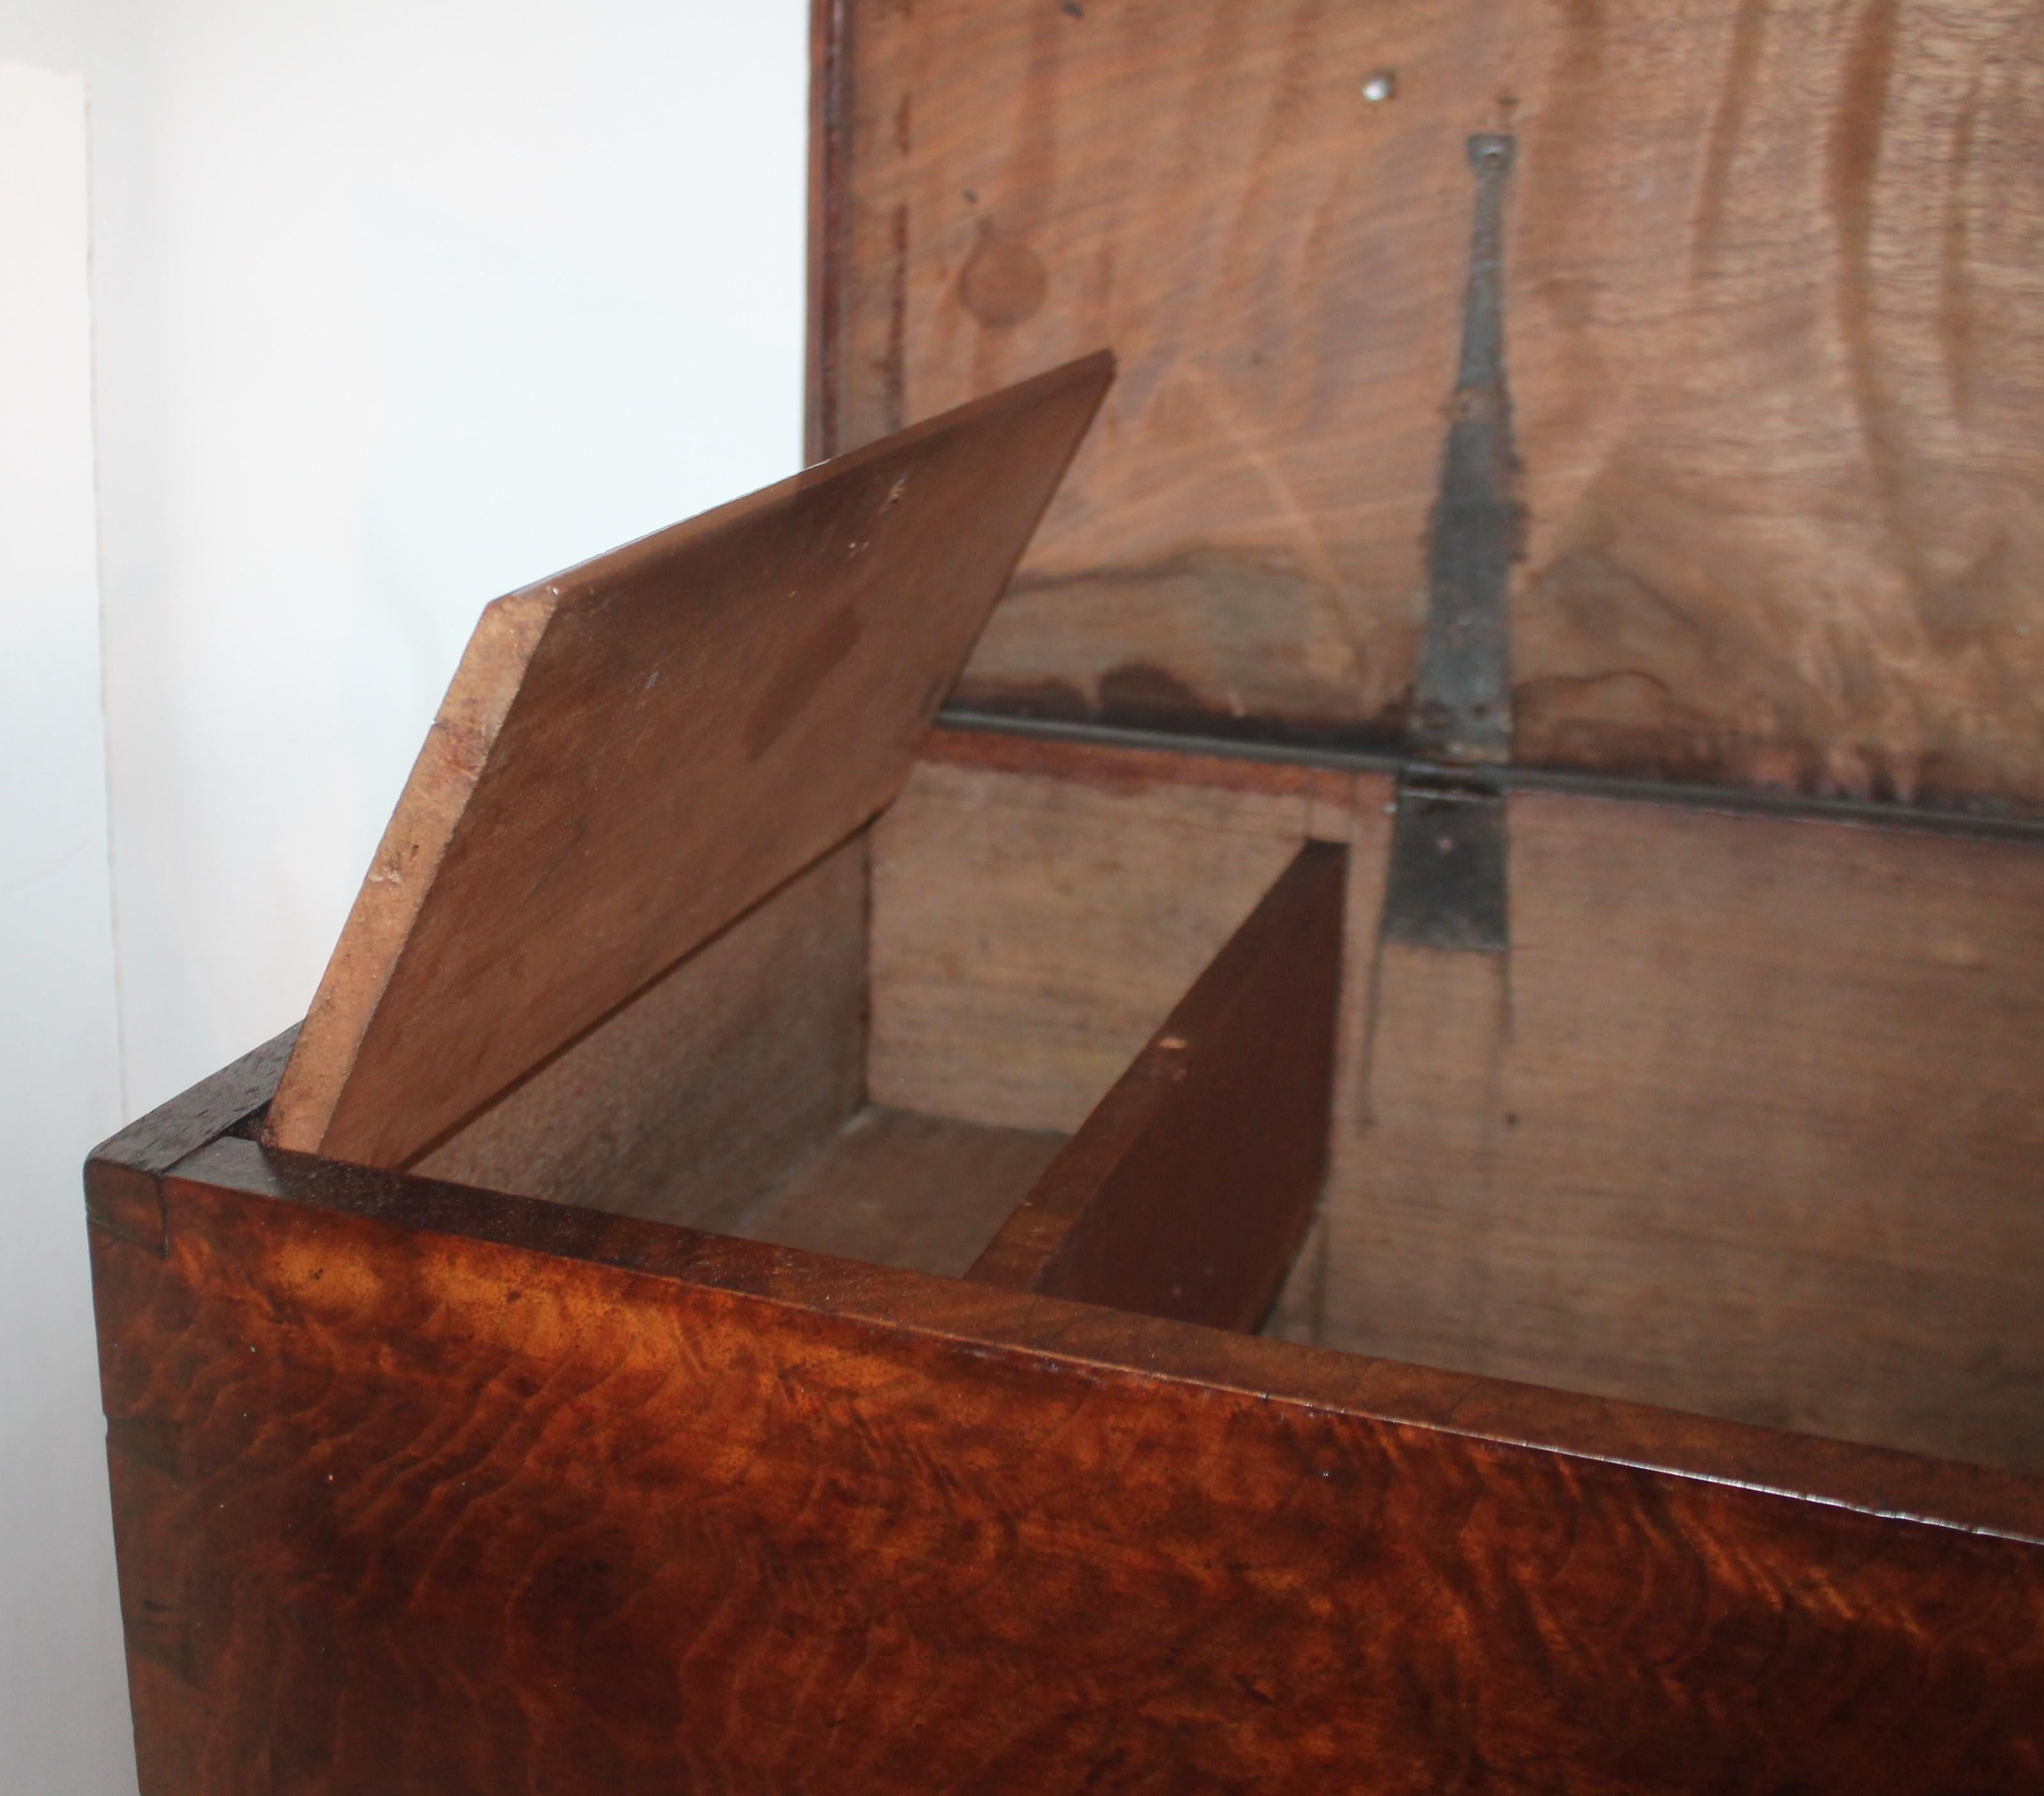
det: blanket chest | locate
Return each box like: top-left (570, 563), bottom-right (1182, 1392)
top-left (89, 1), bottom-right (2044, 1789)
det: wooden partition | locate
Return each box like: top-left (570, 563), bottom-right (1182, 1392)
top-left (970, 841), bottom-right (1345, 1332)
top-left (264, 355), bottom-right (1113, 1169)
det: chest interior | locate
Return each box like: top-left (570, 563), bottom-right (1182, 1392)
top-left (269, 0), bottom-right (2044, 1477)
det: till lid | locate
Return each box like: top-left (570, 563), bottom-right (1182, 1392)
top-left (266, 351), bottom-right (1114, 1167)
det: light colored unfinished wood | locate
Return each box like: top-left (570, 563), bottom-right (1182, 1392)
top-left (415, 833), bottom-right (868, 1231)
top-left (1267, 782), bottom-right (1398, 1344)
top-left (1318, 791), bottom-right (2044, 1474)
top-left (878, 730), bottom-right (2044, 1472)
top-left (867, 732), bottom-right (1372, 1133)
top-left (732, 1106), bottom-right (1067, 1277)
top-left (824, 0), bottom-right (2044, 808)
top-left (267, 353), bottom-right (1113, 1167)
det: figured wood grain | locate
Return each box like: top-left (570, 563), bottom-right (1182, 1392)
top-left (266, 351), bottom-right (1112, 1169)
top-left (93, 1093), bottom-right (2044, 1540)
top-left (1322, 787), bottom-right (2044, 1474)
top-left (821, 0), bottom-right (2044, 810)
top-left (414, 833), bottom-right (867, 1229)
top-left (868, 729), bottom-right (1375, 1132)
top-left (968, 842), bottom-right (1344, 1332)
top-left (88, 1133), bottom-right (2044, 1793)
top-left (733, 1105), bottom-right (1067, 1277)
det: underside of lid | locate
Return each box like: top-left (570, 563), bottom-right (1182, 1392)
top-left (809, 0), bottom-right (2044, 817)
top-left (265, 350), bottom-right (1114, 1168)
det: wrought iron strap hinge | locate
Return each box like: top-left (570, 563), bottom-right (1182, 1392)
top-left (1382, 770), bottom-right (1510, 955)
top-left (1387, 133), bottom-right (1519, 955)
top-left (1413, 131), bottom-right (1518, 768)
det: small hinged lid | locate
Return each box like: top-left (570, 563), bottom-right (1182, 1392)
top-left (266, 351), bottom-right (1113, 1167)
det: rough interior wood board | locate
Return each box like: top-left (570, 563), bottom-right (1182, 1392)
top-left (818, 0), bottom-right (2044, 810)
top-left (1313, 787), bottom-right (2044, 1474)
top-left (93, 1132), bottom-right (2044, 1792)
top-left (875, 729), bottom-right (2044, 1468)
top-left (415, 833), bottom-right (867, 1231)
top-left (266, 352), bottom-right (1113, 1168)
top-left (969, 841), bottom-right (1345, 1334)
top-left (1267, 781), bottom-right (1398, 1346)
top-left (867, 730), bottom-right (1376, 1134)
top-left (732, 1105), bottom-right (1068, 1277)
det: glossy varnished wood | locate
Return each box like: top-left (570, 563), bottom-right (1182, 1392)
top-left (88, 1107), bottom-right (2044, 1794)
top-left (83, 1024), bottom-right (297, 1251)
top-left (266, 352), bottom-right (1112, 1169)
top-left (969, 841), bottom-right (1344, 1332)
top-left (816, 0), bottom-right (2044, 813)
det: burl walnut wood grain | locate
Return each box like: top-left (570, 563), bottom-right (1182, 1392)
top-left (88, 1114), bottom-right (2044, 1795)
top-left (266, 351), bottom-right (1112, 1169)
top-left (969, 841), bottom-right (1344, 1333)
top-left (816, 0), bottom-right (2044, 811)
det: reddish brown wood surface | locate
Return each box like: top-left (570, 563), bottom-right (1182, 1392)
top-left (86, 712), bottom-right (2044, 1789)
top-left (814, 0), bottom-right (2044, 812)
top-left (968, 840), bottom-right (1344, 1331)
top-left (83, 1024), bottom-right (298, 1252)
top-left (89, 1044), bottom-right (2044, 1541)
top-left (88, 1078), bottom-right (2044, 1792)
top-left (266, 352), bottom-right (1111, 1170)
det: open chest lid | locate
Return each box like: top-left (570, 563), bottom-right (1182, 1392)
top-left (809, 0), bottom-right (2044, 818)
top-left (265, 351), bottom-right (1113, 1168)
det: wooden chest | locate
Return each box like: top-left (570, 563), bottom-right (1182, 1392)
top-left (89, 3), bottom-right (2044, 1789)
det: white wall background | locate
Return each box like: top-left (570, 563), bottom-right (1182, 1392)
top-left (0, 59), bottom-right (131, 1796)
top-left (0, 4), bottom-right (807, 1788)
